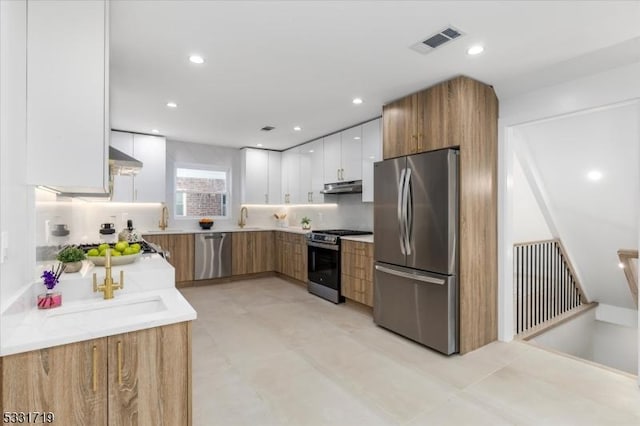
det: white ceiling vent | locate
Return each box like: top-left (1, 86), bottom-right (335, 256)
top-left (410, 26), bottom-right (464, 54)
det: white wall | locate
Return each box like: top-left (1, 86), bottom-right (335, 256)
top-left (512, 156), bottom-right (552, 243)
top-left (498, 61), bottom-right (640, 351)
top-left (0, 0), bottom-right (36, 311)
top-left (530, 307), bottom-right (638, 375)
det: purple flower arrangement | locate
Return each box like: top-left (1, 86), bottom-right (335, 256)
top-left (41, 263), bottom-right (66, 291)
top-left (37, 263), bottom-right (66, 309)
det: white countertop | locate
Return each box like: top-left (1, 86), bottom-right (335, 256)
top-left (141, 226), bottom-right (311, 235)
top-left (341, 235), bottom-right (374, 243)
top-left (0, 254), bottom-right (196, 356)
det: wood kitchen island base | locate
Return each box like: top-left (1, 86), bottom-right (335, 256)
top-left (0, 322), bottom-right (192, 426)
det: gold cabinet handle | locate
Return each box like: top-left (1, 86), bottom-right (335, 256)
top-left (117, 340), bottom-right (123, 385)
top-left (92, 345), bottom-right (98, 392)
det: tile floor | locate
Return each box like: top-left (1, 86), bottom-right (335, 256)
top-left (180, 277), bottom-right (640, 426)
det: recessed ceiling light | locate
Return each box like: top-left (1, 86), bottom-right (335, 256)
top-left (256, 143), bottom-right (263, 147)
top-left (151, 129), bottom-right (159, 134)
top-left (352, 98), bottom-right (363, 105)
top-left (166, 102), bottom-right (178, 108)
top-left (354, 136), bottom-right (361, 140)
top-left (309, 150), bottom-right (314, 153)
top-left (467, 45), bottom-right (484, 55)
top-left (189, 55), bottom-right (204, 64)
top-left (293, 126), bottom-right (302, 131)
top-left (587, 170), bottom-right (603, 181)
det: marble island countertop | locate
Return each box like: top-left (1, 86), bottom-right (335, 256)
top-left (0, 254), bottom-right (196, 357)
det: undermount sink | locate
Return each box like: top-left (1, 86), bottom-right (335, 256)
top-left (45, 296), bottom-right (167, 328)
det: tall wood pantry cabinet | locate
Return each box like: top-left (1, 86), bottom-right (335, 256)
top-left (382, 75), bottom-right (499, 354)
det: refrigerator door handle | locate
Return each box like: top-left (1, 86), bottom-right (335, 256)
top-left (397, 167), bottom-right (407, 255)
top-left (403, 168), bottom-right (413, 256)
top-left (375, 264), bottom-right (446, 285)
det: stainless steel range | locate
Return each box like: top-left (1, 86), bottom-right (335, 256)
top-left (306, 229), bottom-right (372, 303)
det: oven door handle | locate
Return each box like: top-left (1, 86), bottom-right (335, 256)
top-left (307, 241), bottom-right (340, 251)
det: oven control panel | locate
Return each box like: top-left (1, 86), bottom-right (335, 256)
top-left (307, 233), bottom-right (339, 245)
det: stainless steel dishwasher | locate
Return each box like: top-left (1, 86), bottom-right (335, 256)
top-left (194, 233), bottom-right (232, 279)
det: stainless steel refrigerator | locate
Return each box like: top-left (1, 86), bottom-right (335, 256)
top-left (373, 149), bottom-right (458, 354)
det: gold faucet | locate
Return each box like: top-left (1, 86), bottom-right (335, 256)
top-left (238, 206), bottom-right (248, 228)
top-left (159, 203), bottom-right (169, 230)
top-left (93, 249), bottom-right (123, 300)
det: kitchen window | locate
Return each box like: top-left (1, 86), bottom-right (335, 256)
top-left (174, 165), bottom-right (229, 218)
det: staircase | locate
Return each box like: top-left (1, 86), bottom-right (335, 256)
top-left (513, 239), bottom-right (591, 338)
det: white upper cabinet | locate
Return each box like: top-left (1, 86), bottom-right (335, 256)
top-left (110, 131), bottom-right (166, 203)
top-left (110, 131), bottom-right (134, 202)
top-left (295, 138), bottom-right (324, 204)
top-left (132, 134), bottom-right (166, 203)
top-left (322, 126), bottom-right (363, 184)
top-left (340, 126), bottom-right (362, 182)
top-left (267, 151), bottom-right (282, 204)
top-left (361, 118), bottom-right (382, 202)
top-left (281, 149), bottom-right (300, 204)
top-left (323, 133), bottom-right (342, 184)
top-left (241, 148), bottom-right (281, 204)
top-left (26, 0), bottom-right (109, 193)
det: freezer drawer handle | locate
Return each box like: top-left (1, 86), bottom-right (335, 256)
top-left (204, 235), bottom-right (223, 240)
top-left (375, 264), bottom-right (445, 285)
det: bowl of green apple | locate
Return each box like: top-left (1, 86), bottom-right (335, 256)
top-left (85, 241), bottom-right (142, 266)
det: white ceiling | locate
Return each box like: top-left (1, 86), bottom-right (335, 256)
top-left (110, 1), bottom-right (640, 150)
top-left (516, 102), bottom-right (639, 309)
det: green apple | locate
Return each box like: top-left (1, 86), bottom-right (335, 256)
top-left (115, 241), bottom-right (129, 252)
top-left (87, 248), bottom-right (99, 256)
top-left (130, 243), bottom-right (141, 253)
top-left (123, 247), bottom-right (135, 255)
top-left (98, 243), bottom-right (110, 252)
top-left (111, 249), bottom-right (122, 256)
top-left (99, 248), bottom-right (108, 256)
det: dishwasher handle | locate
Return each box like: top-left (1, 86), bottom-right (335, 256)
top-left (203, 234), bottom-right (224, 240)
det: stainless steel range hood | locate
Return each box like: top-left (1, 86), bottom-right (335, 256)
top-left (320, 180), bottom-right (363, 194)
top-left (109, 146), bottom-right (143, 176)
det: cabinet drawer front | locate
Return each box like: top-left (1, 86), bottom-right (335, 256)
top-left (341, 275), bottom-right (373, 307)
top-left (342, 240), bottom-right (373, 257)
top-left (341, 253), bottom-right (374, 281)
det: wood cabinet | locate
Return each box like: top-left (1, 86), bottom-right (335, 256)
top-left (108, 322), bottom-right (191, 425)
top-left (142, 234), bottom-right (194, 283)
top-left (241, 148), bottom-right (281, 204)
top-left (1, 322), bottom-right (192, 426)
top-left (274, 231), bottom-right (307, 282)
top-left (231, 231), bottom-right (274, 275)
top-left (381, 75), bottom-right (499, 353)
top-left (323, 126), bottom-right (362, 184)
top-left (111, 131), bottom-right (167, 203)
top-left (26, 0), bottom-right (109, 193)
top-left (382, 84), bottom-right (450, 159)
top-left (341, 240), bottom-right (374, 307)
top-left (361, 118), bottom-right (382, 203)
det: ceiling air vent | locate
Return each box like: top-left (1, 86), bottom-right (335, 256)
top-left (410, 26), bottom-right (464, 54)
top-left (260, 126), bottom-right (275, 131)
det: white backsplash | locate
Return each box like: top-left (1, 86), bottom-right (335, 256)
top-left (36, 174), bottom-right (373, 248)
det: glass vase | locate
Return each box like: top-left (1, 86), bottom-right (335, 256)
top-left (37, 291), bottom-right (62, 309)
